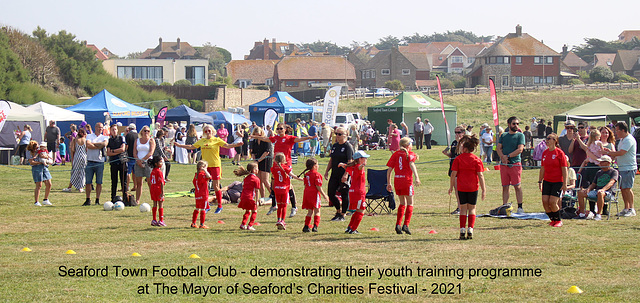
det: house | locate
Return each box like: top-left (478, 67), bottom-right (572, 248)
top-left (100, 47), bottom-right (118, 59)
top-left (85, 44), bottom-right (109, 60)
top-left (245, 38), bottom-right (298, 60)
top-left (226, 60), bottom-right (278, 88)
top-left (102, 38), bottom-right (208, 85)
top-left (273, 56), bottom-right (355, 93)
top-left (593, 53), bottom-right (616, 68)
top-left (618, 30), bottom-right (640, 43)
top-left (561, 45), bottom-right (588, 73)
top-left (611, 49), bottom-right (640, 77)
top-left (467, 25), bottom-right (561, 87)
top-left (359, 48), bottom-right (430, 90)
top-left (398, 42), bottom-right (489, 74)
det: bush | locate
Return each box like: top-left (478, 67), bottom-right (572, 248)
top-left (135, 79), bottom-right (157, 86)
top-left (590, 66), bottom-right (614, 83)
top-left (384, 80), bottom-right (404, 91)
top-left (173, 79), bottom-right (192, 87)
top-left (613, 72), bottom-right (638, 83)
top-left (189, 99), bottom-right (203, 111)
top-left (438, 78), bottom-right (455, 89)
top-left (567, 79), bottom-right (584, 85)
top-left (160, 82), bottom-right (172, 86)
top-left (255, 85), bottom-right (270, 90)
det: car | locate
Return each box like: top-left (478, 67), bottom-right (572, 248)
top-left (373, 88), bottom-right (396, 97)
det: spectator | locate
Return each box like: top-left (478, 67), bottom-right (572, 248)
top-left (558, 121), bottom-right (576, 164)
top-left (536, 119), bottom-right (546, 138)
top-left (106, 123), bottom-right (126, 202)
top-left (83, 123), bottom-right (109, 206)
top-left (523, 126), bottom-right (533, 149)
top-left (185, 124), bottom-right (198, 164)
top-left (174, 126), bottom-right (189, 164)
top-left (44, 120), bottom-right (61, 164)
top-left (413, 117), bottom-right (424, 150)
top-left (530, 118), bottom-right (538, 137)
top-left (497, 116), bottom-right (526, 213)
top-left (606, 122), bottom-right (637, 217)
top-left (349, 124), bottom-right (360, 151)
top-left (124, 123), bottom-right (138, 191)
top-left (424, 119), bottom-right (434, 149)
top-left (481, 126), bottom-right (494, 163)
top-left (387, 124), bottom-right (401, 152)
top-left (17, 125), bottom-right (32, 165)
top-left (576, 155), bottom-right (617, 220)
top-left (545, 121), bottom-right (553, 137)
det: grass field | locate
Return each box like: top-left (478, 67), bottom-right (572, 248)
top-left (1, 146), bottom-right (638, 302)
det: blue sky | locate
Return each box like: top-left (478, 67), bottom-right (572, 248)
top-left (1, 0), bottom-right (638, 60)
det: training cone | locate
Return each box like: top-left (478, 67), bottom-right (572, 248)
top-left (217, 220), bottom-right (225, 224)
top-left (65, 250), bottom-right (76, 255)
top-left (131, 252), bottom-right (141, 257)
top-left (254, 222), bottom-right (261, 226)
top-left (370, 227), bottom-right (379, 231)
top-left (429, 230), bottom-right (438, 234)
top-left (21, 247), bottom-right (32, 252)
top-left (189, 254), bottom-right (200, 259)
top-left (485, 167), bottom-right (490, 171)
top-left (567, 286), bottom-right (583, 294)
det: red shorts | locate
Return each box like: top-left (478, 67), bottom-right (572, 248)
top-left (274, 190), bottom-right (289, 205)
top-left (348, 191), bottom-right (367, 211)
top-left (237, 198), bottom-right (257, 211)
top-left (302, 193), bottom-right (322, 210)
top-left (207, 167), bottom-right (221, 181)
top-left (394, 177), bottom-right (414, 196)
top-left (150, 192), bottom-right (164, 202)
top-left (500, 162), bottom-right (522, 186)
top-left (195, 196), bottom-right (208, 209)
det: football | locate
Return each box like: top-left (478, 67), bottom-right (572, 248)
top-left (139, 203), bottom-right (151, 212)
top-left (103, 201), bottom-right (114, 211)
top-left (113, 201), bottom-right (125, 211)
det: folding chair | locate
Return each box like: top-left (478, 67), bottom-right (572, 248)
top-left (585, 169), bottom-right (620, 220)
top-left (365, 169), bottom-right (395, 214)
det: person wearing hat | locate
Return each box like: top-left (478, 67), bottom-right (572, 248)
top-left (424, 118), bottom-right (434, 149)
top-left (481, 126), bottom-right (494, 163)
top-left (576, 155), bottom-right (618, 220)
top-left (339, 150), bottom-right (370, 234)
top-left (413, 117), bottom-right (424, 150)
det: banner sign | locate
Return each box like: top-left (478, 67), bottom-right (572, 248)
top-left (489, 78), bottom-right (499, 127)
top-left (322, 86), bottom-right (341, 126)
top-left (0, 100), bottom-right (11, 134)
top-left (263, 108), bottom-right (278, 130)
top-left (436, 76), bottom-right (451, 146)
top-left (155, 106), bottom-right (168, 126)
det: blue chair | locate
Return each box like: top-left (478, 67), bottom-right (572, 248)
top-left (366, 169), bottom-right (395, 214)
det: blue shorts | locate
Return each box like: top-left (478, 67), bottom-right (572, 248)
top-left (31, 164), bottom-right (52, 183)
top-left (85, 161), bottom-right (105, 184)
top-left (587, 189), bottom-right (614, 201)
top-left (619, 170), bottom-right (635, 189)
top-left (127, 159), bottom-right (136, 174)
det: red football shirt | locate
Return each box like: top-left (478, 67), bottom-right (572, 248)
top-left (192, 170), bottom-right (210, 200)
top-left (270, 135), bottom-right (296, 167)
top-left (346, 163), bottom-right (366, 194)
top-left (149, 167), bottom-right (165, 201)
top-left (452, 152), bottom-right (484, 192)
top-left (271, 164), bottom-right (292, 192)
top-left (240, 174), bottom-right (261, 202)
top-left (303, 170), bottom-right (323, 197)
top-left (542, 148), bottom-right (567, 183)
top-left (386, 150), bottom-right (417, 181)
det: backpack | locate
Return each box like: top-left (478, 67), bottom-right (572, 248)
top-left (532, 140), bottom-right (547, 161)
top-left (489, 203), bottom-right (513, 216)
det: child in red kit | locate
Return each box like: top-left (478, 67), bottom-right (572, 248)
top-left (235, 162), bottom-right (261, 230)
top-left (300, 158), bottom-right (329, 233)
top-left (192, 160), bottom-right (212, 229)
top-left (448, 134), bottom-right (486, 240)
top-left (271, 152), bottom-right (302, 230)
top-left (148, 156), bottom-right (166, 226)
top-left (339, 150), bottom-right (370, 234)
top-left (387, 137), bottom-right (421, 235)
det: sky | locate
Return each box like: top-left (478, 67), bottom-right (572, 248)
top-left (1, 0), bottom-right (639, 60)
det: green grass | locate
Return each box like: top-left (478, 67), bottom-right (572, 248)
top-left (1, 147), bottom-right (638, 302)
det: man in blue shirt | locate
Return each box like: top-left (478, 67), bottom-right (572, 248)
top-left (606, 122), bottom-right (637, 217)
top-left (308, 121), bottom-right (319, 155)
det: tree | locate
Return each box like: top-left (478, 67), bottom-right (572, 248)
top-left (2, 26), bottom-right (61, 88)
top-left (613, 72), bottom-right (638, 83)
top-left (384, 80), bottom-right (404, 91)
top-left (126, 51), bottom-right (144, 59)
top-left (572, 38), bottom-right (638, 64)
top-left (298, 40), bottom-right (350, 55)
top-left (589, 66), bottom-right (614, 83)
top-left (375, 36), bottom-right (403, 50)
top-left (173, 79), bottom-right (191, 86)
top-left (195, 42), bottom-right (231, 78)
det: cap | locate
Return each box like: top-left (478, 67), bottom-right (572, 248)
top-left (353, 150), bottom-right (371, 160)
top-left (564, 120), bottom-right (576, 127)
top-left (481, 123), bottom-right (489, 127)
top-left (116, 122), bottom-right (122, 126)
top-left (39, 141), bottom-right (47, 147)
top-left (597, 155), bottom-right (612, 163)
top-left (128, 123), bottom-right (136, 130)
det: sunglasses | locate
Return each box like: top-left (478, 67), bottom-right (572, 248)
top-left (142, 130), bottom-right (150, 133)
top-left (455, 131), bottom-right (463, 134)
top-left (276, 128), bottom-right (284, 130)
top-left (511, 122), bottom-right (520, 125)
top-left (335, 133), bottom-right (344, 136)
top-left (546, 137), bottom-right (554, 140)
top-left (204, 130), bottom-right (212, 133)
top-left (578, 127), bottom-right (585, 129)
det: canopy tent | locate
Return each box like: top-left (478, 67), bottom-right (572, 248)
top-left (66, 89), bottom-right (152, 128)
top-left (368, 92), bottom-right (457, 146)
top-left (27, 101), bottom-right (85, 141)
top-left (164, 105), bottom-right (213, 126)
top-left (249, 91), bottom-right (313, 126)
top-left (553, 97), bottom-right (636, 132)
top-left (0, 101), bottom-right (45, 148)
top-left (206, 111), bottom-right (251, 131)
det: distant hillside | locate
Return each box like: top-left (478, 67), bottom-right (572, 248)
top-left (0, 26), bottom-right (172, 107)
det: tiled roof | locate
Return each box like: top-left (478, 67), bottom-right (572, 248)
top-left (594, 53), bottom-right (616, 67)
top-left (86, 44), bottom-right (109, 60)
top-left (615, 50), bottom-right (640, 71)
top-left (142, 40), bottom-right (197, 59)
top-left (561, 52), bottom-right (588, 68)
top-left (619, 30), bottom-right (640, 43)
top-left (402, 52), bottom-right (431, 70)
top-left (276, 56), bottom-right (356, 80)
top-left (415, 80), bottom-right (437, 87)
top-left (480, 33), bottom-right (559, 57)
top-left (226, 60), bottom-right (278, 84)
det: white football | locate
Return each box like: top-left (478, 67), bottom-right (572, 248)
top-left (113, 201), bottom-right (125, 211)
top-left (139, 203), bottom-right (151, 213)
top-left (103, 201), bottom-right (114, 211)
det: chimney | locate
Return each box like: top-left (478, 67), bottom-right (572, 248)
top-left (516, 24), bottom-right (522, 37)
top-left (176, 38), bottom-right (181, 50)
top-left (288, 43), bottom-right (295, 55)
top-left (272, 38), bottom-right (276, 54)
top-left (562, 44), bottom-right (568, 56)
top-left (159, 37), bottom-right (163, 47)
top-left (263, 38), bottom-right (269, 59)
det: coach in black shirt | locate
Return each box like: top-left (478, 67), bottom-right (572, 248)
top-left (324, 126), bottom-right (354, 221)
top-left (107, 124), bottom-right (126, 202)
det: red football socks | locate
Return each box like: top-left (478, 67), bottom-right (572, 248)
top-left (404, 205), bottom-right (413, 226)
top-left (152, 207), bottom-right (157, 221)
top-left (215, 190), bottom-right (222, 208)
top-left (192, 209), bottom-right (199, 225)
top-left (242, 211), bottom-right (250, 226)
top-left (314, 215), bottom-right (320, 227)
top-left (304, 215), bottom-right (312, 228)
top-left (468, 214), bottom-right (476, 228)
top-left (396, 205), bottom-right (406, 226)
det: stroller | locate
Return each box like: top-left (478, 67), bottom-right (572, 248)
top-left (364, 131), bottom-right (385, 150)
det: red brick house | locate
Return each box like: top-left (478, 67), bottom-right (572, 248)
top-left (226, 60), bottom-right (278, 88)
top-left (273, 56), bottom-right (355, 93)
top-left (467, 25), bottom-right (561, 87)
top-left (245, 38), bottom-right (299, 60)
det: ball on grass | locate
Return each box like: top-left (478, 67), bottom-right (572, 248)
top-left (103, 201), bottom-right (114, 211)
top-left (139, 203), bottom-right (151, 213)
top-left (113, 201), bottom-right (125, 211)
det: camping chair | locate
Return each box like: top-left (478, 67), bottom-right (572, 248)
top-left (365, 169), bottom-right (395, 214)
top-left (585, 170), bottom-right (620, 220)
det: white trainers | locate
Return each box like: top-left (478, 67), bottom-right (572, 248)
top-left (42, 199), bottom-right (52, 206)
top-left (616, 209), bottom-right (629, 216)
top-left (586, 212), bottom-right (595, 220)
top-left (289, 207), bottom-right (298, 218)
top-left (594, 214), bottom-right (602, 221)
top-left (34, 201), bottom-right (42, 206)
top-left (516, 207), bottom-right (524, 214)
top-left (62, 187), bottom-right (71, 192)
top-left (78, 188), bottom-right (85, 193)
top-left (623, 209), bottom-right (637, 217)
top-left (266, 206), bottom-right (277, 215)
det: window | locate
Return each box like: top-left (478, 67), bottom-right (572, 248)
top-left (307, 81), bottom-right (320, 87)
top-left (467, 57), bottom-right (475, 64)
top-left (515, 56), bottom-right (522, 64)
top-left (265, 78), bottom-right (273, 86)
top-left (371, 70), bottom-right (376, 78)
top-left (546, 57), bottom-right (553, 64)
top-left (285, 81), bottom-right (298, 87)
top-left (502, 76), bottom-right (509, 86)
top-left (451, 56), bottom-right (463, 63)
top-left (438, 56), bottom-right (443, 60)
top-left (381, 69), bottom-right (390, 75)
top-left (451, 68), bottom-right (463, 73)
top-left (514, 76), bottom-right (522, 84)
top-left (534, 76), bottom-right (541, 84)
top-left (546, 76), bottom-right (553, 84)
top-left (238, 80), bottom-right (251, 88)
top-left (361, 70), bottom-right (366, 79)
top-left (117, 66), bottom-right (163, 84)
top-left (402, 69), bottom-right (410, 75)
top-left (534, 57), bottom-right (541, 64)
top-left (365, 70), bottom-right (371, 79)
top-left (185, 66), bottom-right (205, 85)
top-left (489, 57), bottom-right (496, 64)
top-left (495, 57), bottom-right (510, 64)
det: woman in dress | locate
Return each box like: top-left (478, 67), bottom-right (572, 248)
top-left (349, 124), bottom-right (360, 151)
top-left (64, 128), bottom-right (87, 192)
top-left (174, 126), bottom-right (189, 164)
top-left (217, 123), bottom-right (231, 158)
top-left (387, 123), bottom-right (401, 152)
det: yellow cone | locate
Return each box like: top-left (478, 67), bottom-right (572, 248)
top-left (189, 254), bottom-right (200, 259)
top-left (21, 247), bottom-right (32, 252)
top-left (131, 252), bottom-right (141, 257)
top-left (65, 250), bottom-right (76, 255)
top-left (567, 286), bottom-right (583, 294)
